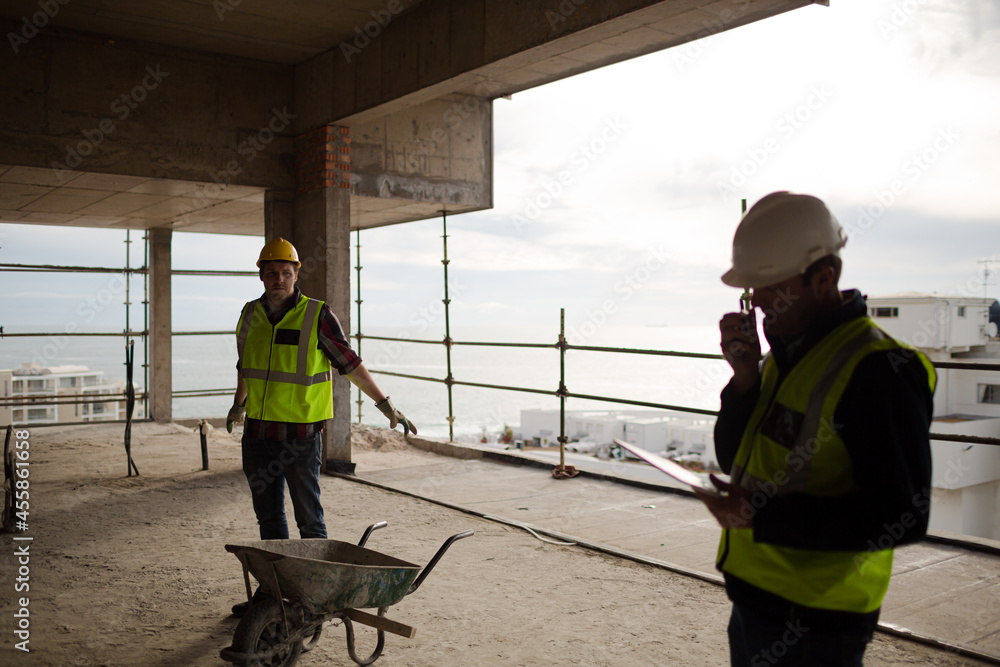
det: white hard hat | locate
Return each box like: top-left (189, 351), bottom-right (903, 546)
top-left (722, 192), bottom-right (847, 289)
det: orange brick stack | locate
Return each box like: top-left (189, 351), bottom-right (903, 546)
top-left (295, 125), bottom-right (350, 194)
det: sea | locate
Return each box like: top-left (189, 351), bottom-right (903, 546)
top-left (0, 324), bottom-right (732, 440)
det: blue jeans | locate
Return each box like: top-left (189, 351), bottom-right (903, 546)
top-left (727, 602), bottom-right (872, 667)
top-left (241, 432), bottom-right (327, 540)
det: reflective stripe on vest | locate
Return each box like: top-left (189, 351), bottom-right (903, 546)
top-left (718, 316), bottom-right (936, 614)
top-left (237, 296), bottom-right (333, 423)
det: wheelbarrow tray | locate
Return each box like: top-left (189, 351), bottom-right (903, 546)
top-left (225, 539), bottom-right (421, 616)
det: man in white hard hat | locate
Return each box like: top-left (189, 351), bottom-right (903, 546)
top-left (696, 192), bottom-right (936, 666)
top-left (226, 238), bottom-right (415, 616)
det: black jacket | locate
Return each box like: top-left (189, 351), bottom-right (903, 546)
top-left (714, 289), bottom-right (935, 623)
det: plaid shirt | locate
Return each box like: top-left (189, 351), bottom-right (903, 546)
top-left (238, 288), bottom-right (360, 441)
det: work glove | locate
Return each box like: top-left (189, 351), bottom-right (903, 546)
top-left (226, 398), bottom-right (246, 433)
top-left (375, 396), bottom-right (417, 436)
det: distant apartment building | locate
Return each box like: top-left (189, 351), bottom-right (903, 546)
top-left (0, 362), bottom-right (144, 426)
top-left (867, 293), bottom-right (1000, 541)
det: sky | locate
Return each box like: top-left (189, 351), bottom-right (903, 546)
top-left (2, 0), bottom-right (1000, 348)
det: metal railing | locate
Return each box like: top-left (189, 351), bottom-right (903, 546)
top-left (0, 229), bottom-right (256, 422)
top-left (360, 320), bottom-right (1000, 448)
top-left (351, 214), bottom-right (1000, 459)
top-left (0, 230), bottom-right (149, 422)
top-left (3, 221), bottom-right (997, 456)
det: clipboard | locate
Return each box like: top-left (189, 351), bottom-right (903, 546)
top-left (613, 439), bottom-right (722, 497)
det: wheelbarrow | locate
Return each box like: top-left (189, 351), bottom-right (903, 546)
top-left (220, 522), bottom-right (474, 666)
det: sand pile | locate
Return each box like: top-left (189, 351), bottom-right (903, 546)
top-left (349, 422), bottom-right (411, 451)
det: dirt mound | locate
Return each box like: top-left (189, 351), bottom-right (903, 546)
top-left (350, 422), bottom-right (411, 451)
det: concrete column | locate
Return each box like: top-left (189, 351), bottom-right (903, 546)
top-left (149, 228), bottom-right (172, 423)
top-left (264, 189), bottom-right (295, 242)
top-left (294, 187), bottom-right (353, 473)
top-left (291, 125), bottom-right (354, 473)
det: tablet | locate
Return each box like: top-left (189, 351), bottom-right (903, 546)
top-left (613, 439), bottom-right (722, 497)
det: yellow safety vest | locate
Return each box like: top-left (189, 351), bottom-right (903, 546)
top-left (236, 295), bottom-right (333, 424)
top-left (717, 316), bottom-right (936, 613)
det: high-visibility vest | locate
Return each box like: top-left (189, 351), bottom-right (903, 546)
top-left (717, 316), bottom-right (936, 613)
top-left (236, 295), bottom-right (333, 424)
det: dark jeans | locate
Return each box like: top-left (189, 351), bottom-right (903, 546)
top-left (728, 601), bottom-right (872, 667)
top-left (241, 432), bottom-right (327, 540)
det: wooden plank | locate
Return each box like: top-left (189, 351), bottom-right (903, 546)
top-left (345, 608), bottom-right (416, 639)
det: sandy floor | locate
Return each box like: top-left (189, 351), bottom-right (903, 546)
top-left (0, 422), bottom-right (988, 666)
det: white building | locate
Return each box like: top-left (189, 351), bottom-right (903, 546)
top-left (520, 409), bottom-right (628, 448)
top-left (519, 408), bottom-right (720, 469)
top-left (0, 362), bottom-right (144, 426)
top-left (868, 293), bottom-right (1000, 541)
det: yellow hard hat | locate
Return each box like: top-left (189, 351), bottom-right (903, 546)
top-left (257, 238), bottom-right (300, 268)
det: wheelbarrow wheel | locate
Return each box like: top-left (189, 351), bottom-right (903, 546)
top-left (230, 598), bottom-right (303, 667)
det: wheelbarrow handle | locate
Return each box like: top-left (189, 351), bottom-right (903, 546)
top-left (358, 521), bottom-right (388, 547)
top-left (407, 529), bottom-right (474, 596)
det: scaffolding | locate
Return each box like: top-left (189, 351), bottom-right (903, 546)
top-left (351, 214), bottom-right (1000, 460)
top-left (0, 230), bottom-right (256, 421)
top-left (0, 221), bottom-right (997, 459)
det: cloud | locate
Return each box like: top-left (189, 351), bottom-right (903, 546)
top-left (451, 300), bottom-right (509, 314)
top-left (446, 225), bottom-right (597, 273)
top-left (842, 209), bottom-right (1000, 298)
top-left (895, 1), bottom-right (1000, 75)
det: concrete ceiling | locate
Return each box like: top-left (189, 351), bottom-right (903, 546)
top-left (0, 165), bottom-right (266, 234)
top-left (0, 0), bottom-right (820, 236)
top-left (0, 0), bottom-right (426, 66)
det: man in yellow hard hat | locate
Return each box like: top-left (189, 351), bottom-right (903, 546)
top-left (696, 192), bottom-right (936, 666)
top-left (226, 238), bottom-right (415, 614)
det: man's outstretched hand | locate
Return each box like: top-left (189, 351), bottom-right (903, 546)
top-left (375, 396), bottom-right (417, 436)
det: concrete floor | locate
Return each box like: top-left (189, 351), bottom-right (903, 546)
top-left (357, 446), bottom-right (1000, 663)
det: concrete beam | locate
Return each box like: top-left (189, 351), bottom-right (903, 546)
top-left (148, 227), bottom-right (171, 423)
top-left (1, 0), bottom-right (813, 236)
top-left (349, 93), bottom-right (493, 219)
top-left (296, 0), bottom-right (816, 126)
top-left (0, 23), bottom-right (295, 188)
top-left (263, 189), bottom-right (295, 241)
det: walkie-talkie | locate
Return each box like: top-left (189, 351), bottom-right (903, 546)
top-left (741, 289), bottom-right (757, 345)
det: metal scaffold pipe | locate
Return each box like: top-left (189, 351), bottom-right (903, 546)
top-left (560, 308), bottom-right (566, 467)
top-left (355, 229), bottom-right (363, 423)
top-left (0, 262), bottom-right (147, 274)
top-left (552, 308), bottom-right (577, 478)
top-left (143, 232), bottom-right (150, 419)
top-left (442, 212), bottom-right (455, 442)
